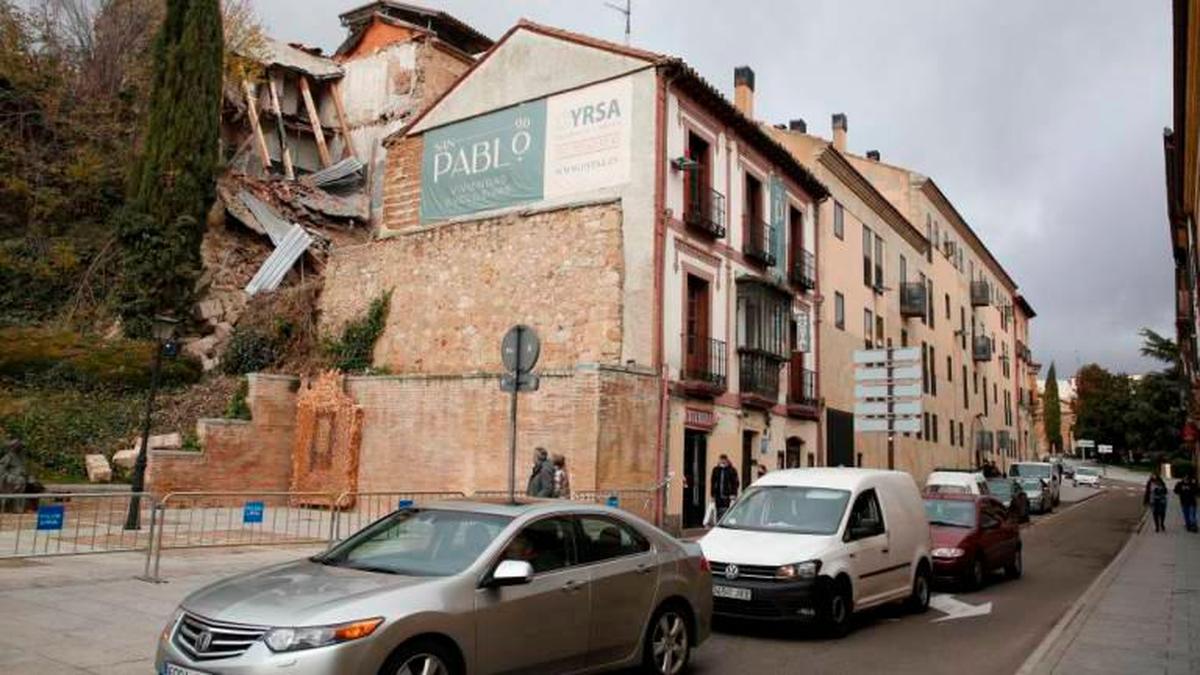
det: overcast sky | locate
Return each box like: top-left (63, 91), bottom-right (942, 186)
top-left (255, 0), bottom-right (1173, 376)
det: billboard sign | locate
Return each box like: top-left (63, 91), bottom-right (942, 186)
top-left (421, 78), bottom-right (632, 223)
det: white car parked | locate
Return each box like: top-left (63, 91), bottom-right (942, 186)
top-left (699, 468), bottom-right (933, 637)
top-left (924, 471), bottom-right (990, 496)
top-left (1073, 466), bottom-right (1102, 488)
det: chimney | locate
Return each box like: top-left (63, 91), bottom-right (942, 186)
top-left (867, 150), bottom-right (881, 161)
top-left (789, 119), bottom-right (807, 133)
top-left (832, 113), bottom-right (848, 151)
top-left (734, 66), bottom-right (755, 119)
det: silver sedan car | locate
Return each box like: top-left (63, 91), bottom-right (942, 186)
top-left (155, 499), bottom-right (712, 675)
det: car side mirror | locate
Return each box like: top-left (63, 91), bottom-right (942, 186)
top-left (488, 560), bottom-right (534, 587)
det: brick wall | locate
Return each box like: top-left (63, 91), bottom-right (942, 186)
top-left (380, 134), bottom-right (422, 233)
top-left (146, 375), bottom-right (298, 494)
top-left (321, 200), bottom-right (626, 374)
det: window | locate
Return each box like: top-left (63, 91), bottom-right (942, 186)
top-left (875, 315), bottom-right (884, 349)
top-left (576, 516), bottom-right (651, 563)
top-left (900, 254), bottom-right (908, 284)
top-left (835, 292), bottom-right (845, 330)
top-left (834, 202), bottom-right (845, 239)
top-left (925, 214), bottom-right (933, 263)
top-left (974, 370), bottom-right (979, 395)
top-left (744, 172), bottom-right (763, 223)
top-left (875, 234), bottom-right (884, 289)
top-left (504, 517), bottom-right (576, 574)
top-left (918, 272), bottom-right (927, 324)
top-left (847, 489), bottom-right (885, 539)
top-left (983, 376), bottom-right (990, 415)
top-left (737, 281), bottom-right (790, 357)
top-left (930, 345), bottom-right (937, 396)
top-left (994, 382), bottom-right (999, 404)
top-left (947, 355), bottom-right (953, 382)
top-left (926, 279), bottom-right (935, 327)
top-left (901, 328), bottom-right (909, 348)
top-left (683, 132), bottom-right (713, 226)
top-left (945, 293), bottom-right (951, 321)
top-left (863, 309), bottom-right (874, 349)
top-left (960, 307), bottom-right (967, 349)
top-left (932, 414), bottom-right (939, 443)
top-left (862, 226), bottom-right (874, 287)
top-left (324, 509), bottom-right (511, 577)
top-left (959, 422), bottom-right (965, 448)
top-left (922, 341), bottom-right (930, 394)
top-left (923, 412), bottom-right (931, 440)
top-left (962, 364), bottom-right (969, 401)
top-left (950, 420), bottom-right (957, 446)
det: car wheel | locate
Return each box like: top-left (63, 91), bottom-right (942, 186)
top-left (381, 639), bottom-right (460, 675)
top-left (1005, 548), bottom-right (1023, 579)
top-left (906, 564), bottom-right (931, 613)
top-left (822, 579), bottom-right (853, 638)
top-left (642, 604), bottom-right (691, 675)
top-left (967, 558), bottom-right (986, 591)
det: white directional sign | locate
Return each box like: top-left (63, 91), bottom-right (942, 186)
top-left (855, 401), bottom-right (922, 417)
top-left (857, 417), bottom-right (922, 434)
top-left (855, 366), bottom-right (922, 382)
top-left (854, 347), bottom-right (922, 365)
top-left (856, 383), bottom-right (922, 399)
top-left (1076, 439), bottom-right (1096, 448)
top-left (1098, 444), bottom-right (1114, 454)
top-left (930, 593), bottom-right (992, 623)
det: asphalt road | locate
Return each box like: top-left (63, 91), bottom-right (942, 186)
top-left (687, 483), bottom-right (1144, 675)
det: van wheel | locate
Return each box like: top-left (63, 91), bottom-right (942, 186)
top-left (906, 564), bottom-right (931, 613)
top-left (1005, 548), bottom-right (1023, 579)
top-left (822, 579), bottom-right (853, 638)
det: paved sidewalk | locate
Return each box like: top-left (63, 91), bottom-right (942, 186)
top-left (0, 544), bottom-right (323, 674)
top-left (1022, 487), bottom-right (1200, 674)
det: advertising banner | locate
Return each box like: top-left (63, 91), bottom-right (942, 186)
top-left (420, 78), bottom-right (632, 223)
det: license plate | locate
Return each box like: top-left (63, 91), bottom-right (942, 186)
top-left (163, 664), bottom-right (211, 675)
top-left (713, 585), bottom-right (752, 601)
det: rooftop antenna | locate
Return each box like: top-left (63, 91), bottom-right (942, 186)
top-left (604, 0), bottom-right (631, 45)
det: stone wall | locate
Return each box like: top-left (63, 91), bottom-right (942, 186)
top-left (146, 375), bottom-right (298, 495)
top-left (321, 200), bottom-right (626, 374)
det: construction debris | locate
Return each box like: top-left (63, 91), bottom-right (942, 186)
top-left (246, 225), bottom-right (314, 296)
top-left (303, 157), bottom-right (365, 190)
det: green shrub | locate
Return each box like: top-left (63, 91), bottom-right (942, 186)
top-left (220, 325), bottom-right (279, 375)
top-left (0, 327), bottom-right (201, 392)
top-left (225, 377), bottom-right (251, 420)
top-left (326, 290), bottom-right (391, 373)
top-left (0, 388), bottom-right (141, 480)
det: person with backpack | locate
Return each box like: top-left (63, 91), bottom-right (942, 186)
top-left (1145, 473), bottom-right (1170, 532)
top-left (1174, 471), bottom-right (1198, 533)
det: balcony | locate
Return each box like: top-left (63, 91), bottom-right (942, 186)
top-left (787, 362), bottom-right (819, 419)
top-left (790, 250), bottom-right (816, 292)
top-left (681, 335), bottom-right (727, 396)
top-left (743, 215), bottom-right (776, 267)
top-left (683, 186), bottom-right (727, 238)
top-left (973, 336), bottom-right (993, 362)
top-left (971, 281), bottom-right (991, 307)
top-left (739, 350), bottom-right (782, 407)
top-left (900, 282), bottom-right (928, 318)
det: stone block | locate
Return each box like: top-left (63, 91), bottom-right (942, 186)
top-left (197, 298), bottom-right (224, 321)
top-left (149, 433), bottom-right (182, 450)
top-left (111, 449), bottom-right (139, 471)
top-left (184, 336), bottom-right (218, 360)
top-left (84, 454), bottom-right (112, 483)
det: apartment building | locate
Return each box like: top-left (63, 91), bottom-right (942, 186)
top-left (770, 111), bottom-right (1037, 480)
top-left (318, 21), bottom-right (828, 531)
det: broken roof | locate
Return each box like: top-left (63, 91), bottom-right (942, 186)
top-left (241, 37), bottom-right (344, 80)
top-left (338, 1), bottom-right (493, 55)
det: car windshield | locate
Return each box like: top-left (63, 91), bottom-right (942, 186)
top-left (987, 480), bottom-right (1013, 498)
top-left (719, 486), bottom-right (851, 535)
top-left (1018, 478), bottom-right (1044, 492)
top-left (925, 484), bottom-right (970, 495)
top-left (924, 499), bottom-right (976, 528)
top-left (314, 509), bottom-right (511, 576)
top-left (1011, 463), bottom-right (1052, 479)
top-left (1076, 467), bottom-right (1098, 476)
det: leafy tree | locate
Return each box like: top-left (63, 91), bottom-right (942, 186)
top-left (1073, 363), bottom-right (1134, 456)
top-left (119, 0), bottom-right (222, 337)
top-left (1140, 328), bottom-right (1180, 371)
top-left (1043, 362), bottom-right (1063, 453)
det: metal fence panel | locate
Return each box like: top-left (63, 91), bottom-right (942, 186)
top-left (0, 492), bottom-right (156, 558)
top-left (330, 491), bottom-right (467, 542)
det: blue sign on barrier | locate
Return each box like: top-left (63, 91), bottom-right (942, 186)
top-left (398, 499), bottom-right (415, 509)
top-left (36, 504), bottom-right (65, 531)
top-left (243, 501), bottom-right (265, 524)
top-left (606, 495), bottom-right (620, 508)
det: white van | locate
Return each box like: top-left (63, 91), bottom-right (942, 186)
top-left (925, 470), bottom-right (990, 496)
top-left (699, 468), bottom-right (933, 636)
top-left (1010, 462), bottom-right (1061, 506)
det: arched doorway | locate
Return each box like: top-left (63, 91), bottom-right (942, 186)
top-left (785, 436), bottom-right (803, 469)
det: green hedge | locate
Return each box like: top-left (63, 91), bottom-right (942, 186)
top-left (0, 327), bottom-right (201, 392)
top-left (0, 388), bottom-right (141, 480)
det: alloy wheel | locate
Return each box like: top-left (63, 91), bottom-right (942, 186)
top-left (396, 654), bottom-right (448, 675)
top-left (915, 573), bottom-right (931, 608)
top-left (652, 611), bottom-right (689, 675)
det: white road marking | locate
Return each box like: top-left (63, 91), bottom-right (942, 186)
top-left (930, 593), bottom-right (993, 623)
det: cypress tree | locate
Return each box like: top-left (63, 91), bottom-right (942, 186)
top-left (118, 0), bottom-right (223, 337)
top-left (1043, 362), bottom-right (1063, 454)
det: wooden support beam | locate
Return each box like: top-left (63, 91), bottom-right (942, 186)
top-left (298, 76), bottom-right (333, 168)
top-left (330, 80), bottom-right (357, 161)
top-left (267, 74), bottom-right (295, 180)
top-left (242, 80), bottom-right (273, 176)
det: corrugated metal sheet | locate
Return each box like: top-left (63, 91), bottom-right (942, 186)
top-left (304, 157), bottom-right (365, 189)
top-left (238, 192), bottom-right (293, 246)
top-left (245, 225), bottom-right (313, 296)
top-left (242, 38), bottom-right (344, 80)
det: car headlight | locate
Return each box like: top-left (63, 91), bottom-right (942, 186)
top-left (776, 560), bottom-right (821, 580)
top-left (931, 547), bottom-right (966, 558)
top-left (264, 618), bottom-right (383, 653)
top-left (161, 609), bottom-right (183, 642)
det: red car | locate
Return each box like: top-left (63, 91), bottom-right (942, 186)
top-left (923, 493), bottom-right (1022, 589)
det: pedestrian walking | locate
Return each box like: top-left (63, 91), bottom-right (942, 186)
top-left (1145, 473), bottom-right (1169, 532)
top-left (526, 447), bottom-right (556, 498)
top-left (710, 454), bottom-right (740, 521)
top-left (1174, 471), bottom-right (1198, 533)
top-left (756, 464), bottom-right (767, 481)
top-left (551, 453), bottom-right (571, 499)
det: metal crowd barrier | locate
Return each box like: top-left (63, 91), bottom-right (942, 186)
top-left (0, 491), bottom-right (156, 558)
top-left (329, 491), bottom-right (467, 542)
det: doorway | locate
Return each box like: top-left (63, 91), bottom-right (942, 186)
top-left (827, 408), bottom-right (855, 468)
top-left (682, 430), bottom-right (708, 529)
top-left (741, 430), bottom-right (756, 489)
top-left (785, 436), bottom-right (803, 469)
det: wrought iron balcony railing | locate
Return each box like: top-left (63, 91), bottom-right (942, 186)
top-left (743, 215), bottom-right (776, 267)
top-left (684, 186), bottom-right (727, 238)
top-left (681, 334), bottom-right (727, 392)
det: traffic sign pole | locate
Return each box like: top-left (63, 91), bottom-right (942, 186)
top-left (887, 347), bottom-right (895, 470)
top-left (507, 327), bottom-right (522, 504)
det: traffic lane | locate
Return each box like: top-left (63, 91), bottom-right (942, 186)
top-left (687, 486), bottom-right (1143, 675)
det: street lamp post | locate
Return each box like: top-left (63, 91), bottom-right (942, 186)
top-left (124, 315), bottom-right (179, 530)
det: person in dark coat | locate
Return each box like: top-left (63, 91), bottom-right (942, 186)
top-left (1146, 473), bottom-right (1170, 532)
top-left (710, 454), bottom-right (740, 520)
top-left (526, 447), bottom-right (556, 498)
top-left (1175, 471), bottom-right (1199, 533)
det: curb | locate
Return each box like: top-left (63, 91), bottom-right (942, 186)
top-left (1014, 507), bottom-right (1148, 675)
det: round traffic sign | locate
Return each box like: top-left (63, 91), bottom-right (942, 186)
top-left (501, 325), bottom-right (540, 373)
